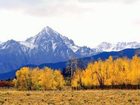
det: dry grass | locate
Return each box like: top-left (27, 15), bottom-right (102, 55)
top-left (0, 89), bottom-right (140, 105)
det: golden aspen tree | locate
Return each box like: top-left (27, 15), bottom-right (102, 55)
top-left (105, 56), bottom-right (114, 86)
top-left (38, 67), bottom-right (54, 90)
top-left (15, 67), bottom-right (31, 90)
top-left (30, 68), bottom-right (42, 90)
top-left (53, 70), bottom-right (65, 89)
top-left (130, 55), bottom-right (140, 85)
top-left (71, 69), bottom-right (82, 89)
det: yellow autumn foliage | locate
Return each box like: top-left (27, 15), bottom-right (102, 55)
top-left (14, 67), bottom-right (65, 90)
top-left (71, 56), bottom-right (140, 89)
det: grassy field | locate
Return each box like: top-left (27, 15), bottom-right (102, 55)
top-left (0, 89), bottom-right (140, 105)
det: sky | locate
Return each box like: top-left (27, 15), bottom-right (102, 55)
top-left (0, 0), bottom-right (140, 47)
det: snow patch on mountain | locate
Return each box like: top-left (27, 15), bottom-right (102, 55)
top-left (0, 26), bottom-right (140, 65)
top-left (20, 41), bottom-right (37, 49)
top-left (0, 26), bottom-right (140, 74)
top-left (95, 42), bottom-right (140, 52)
top-left (0, 40), bottom-right (18, 49)
top-left (59, 35), bottom-right (80, 52)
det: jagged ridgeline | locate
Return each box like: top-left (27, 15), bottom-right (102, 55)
top-left (0, 26), bottom-right (140, 80)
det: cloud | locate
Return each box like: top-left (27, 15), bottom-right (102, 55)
top-left (0, 0), bottom-right (139, 17)
top-left (0, 0), bottom-right (140, 46)
top-left (78, 0), bottom-right (139, 3)
top-left (0, 0), bottom-right (41, 9)
top-left (0, 0), bottom-right (92, 17)
top-left (25, 2), bottom-right (92, 17)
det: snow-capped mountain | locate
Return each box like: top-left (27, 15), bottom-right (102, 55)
top-left (95, 42), bottom-right (140, 52)
top-left (76, 46), bottom-right (96, 57)
top-left (25, 26), bottom-right (80, 53)
top-left (0, 26), bottom-right (140, 74)
top-left (0, 26), bottom-right (94, 73)
top-left (0, 40), bottom-right (28, 73)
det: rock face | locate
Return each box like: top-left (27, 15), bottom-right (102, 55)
top-left (0, 26), bottom-right (94, 73)
top-left (0, 26), bottom-right (140, 74)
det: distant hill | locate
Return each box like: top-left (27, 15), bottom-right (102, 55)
top-left (0, 26), bottom-right (140, 74)
top-left (1, 48), bottom-right (139, 80)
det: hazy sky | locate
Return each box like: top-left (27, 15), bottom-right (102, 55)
top-left (0, 0), bottom-right (140, 47)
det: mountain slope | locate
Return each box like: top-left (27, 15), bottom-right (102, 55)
top-left (0, 26), bottom-right (140, 75)
top-left (95, 42), bottom-right (140, 52)
top-left (0, 40), bottom-right (28, 73)
top-left (1, 48), bottom-right (139, 80)
top-left (0, 26), bottom-right (94, 73)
